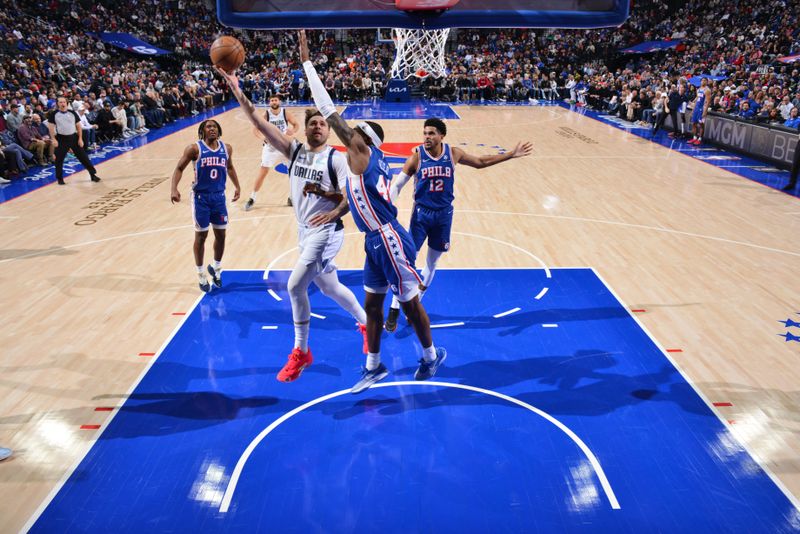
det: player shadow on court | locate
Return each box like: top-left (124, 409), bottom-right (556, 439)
top-left (392, 306), bottom-right (631, 339)
top-left (93, 391), bottom-right (286, 440)
top-left (201, 281), bottom-right (366, 344)
top-left (326, 350), bottom-right (711, 420)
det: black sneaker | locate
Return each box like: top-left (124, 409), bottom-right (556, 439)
top-left (199, 278), bottom-right (211, 293)
top-left (384, 307), bottom-right (399, 332)
top-left (415, 347), bottom-right (447, 381)
top-left (207, 265), bottom-right (221, 288)
top-left (287, 196), bottom-right (293, 207)
top-left (782, 183), bottom-right (796, 192)
top-left (57, 178), bottom-right (65, 185)
top-left (90, 174), bottom-right (101, 182)
top-left (244, 198), bottom-right (254, 211)
top-left (351, 363), bottom-right (389, 394)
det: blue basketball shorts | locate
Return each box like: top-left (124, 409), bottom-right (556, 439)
top-left (409, 204), bottom-right (454, 252)
top-left (691, 106), bottom-right (704, 124)
top-left (191, 191), bottom-right (228, 232)
top-left (362, 220), bottom-right (423, 302)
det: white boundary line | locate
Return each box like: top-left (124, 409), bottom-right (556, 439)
top-left (218, 380), bottom-right (620, 513)
top-left (430, 322), bottom-right (465, 328)
top-left (590, 267), bottom-right (800, 512)
top-left (542, 324), bottom-right (558, 328)
top-left (493, 307), bottom-right (521, 318)
top-left (456, 210), bottom-right (800, 258)
top-left (452, 231), bottom-right (552, 278)
top-left (267, 289), bottom-right (282, 301)
top-left (310, 313), bottom-right (326, 320)
top-left (22, 294), bottom-right (206, 532)
top-left (0, 214), bottom-right (293, 265)
top-left (535, 287), bottom-right (549, 300)
top-left (5, 204), bottom-right (798, 267)
top-left (261, 325), bottom-right (278, 330)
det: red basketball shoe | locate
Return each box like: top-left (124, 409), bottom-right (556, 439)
top-left (277, 347), bottom-right (313, 382)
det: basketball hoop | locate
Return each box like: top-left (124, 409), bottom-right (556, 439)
top-left (390, 27), bottom-right (450, 80)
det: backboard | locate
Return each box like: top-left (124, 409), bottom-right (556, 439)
top-left (217, 1), bottom-right (631, 30)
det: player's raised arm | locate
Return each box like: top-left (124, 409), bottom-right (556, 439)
top-left (214, 66), bottom-right (294, 158)
top-left (453, 141), bottom-right (533, 169)
top-left (390, 150), bottom-right (420, 200)
top-left (225, 143), bottom-right (241, 202)
top-left (171, 143), bottom-right (199, 203)
top-left (299, 30), bottom-right (371, 175)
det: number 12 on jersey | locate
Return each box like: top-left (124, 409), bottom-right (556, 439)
top-left (429, 178), bottom-right (444, 192)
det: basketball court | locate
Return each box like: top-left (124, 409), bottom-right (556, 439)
top-left (1, 1), bottom-right (800, 532)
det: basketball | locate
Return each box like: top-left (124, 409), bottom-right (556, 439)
top-left (210, 36), bottom-right (245, 73)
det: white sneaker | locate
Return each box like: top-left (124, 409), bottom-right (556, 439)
top-left (0, 177), bottom-right (11, 184)
top-left (0, 447), bottom-right (11, 461)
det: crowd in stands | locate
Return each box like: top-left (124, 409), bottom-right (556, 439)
top-left (0, 0), bottom-right (232, 182)
top-left (2, 0), bottom-right (799, 182)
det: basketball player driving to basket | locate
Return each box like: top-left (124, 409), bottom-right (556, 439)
top-left (215, 65), bottom-right (370, 383)
top-left (298, 30), bottom-right (446, 394)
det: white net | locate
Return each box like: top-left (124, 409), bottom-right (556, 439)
top-left (389, 27), bottom-right (450, 80)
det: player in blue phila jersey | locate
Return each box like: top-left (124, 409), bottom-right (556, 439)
top-left (299, 30), bottom-right (446, 394)
top-left (385, 118), bottom-right (532, 331)
top-left (689, 77), bottom-right (710, 146)
top-left (170, 119), bottom-right (241, 292)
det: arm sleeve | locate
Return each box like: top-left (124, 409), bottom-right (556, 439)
top-left (303, 61), bottom-right (336, 118)
top-left (389, 171), bottom-right (412, 201)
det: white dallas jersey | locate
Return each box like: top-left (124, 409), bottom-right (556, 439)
top-left (267, 107), bottom-right (288, 133)
top-left (264, 107), bottom-right (289, 151)
top-left (287, 140), bottom-right (349, 225)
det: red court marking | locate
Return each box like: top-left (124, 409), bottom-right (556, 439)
top-left (139, 352), bottom-right (155, 357)
top-left (334, 143), bottom-right (417, 157)
top-left (713, 402), bottom-right (733, 407)
top-left (94, 407), bottom-right (114, 412)
top-left (172, 312), bottom-right (186, 316)
top-left (631, 309), bottom-right (647, 313)
top-left (80, 425), bottom-right (101, 430)
top-left (666, 349), bottom-right (683, 353)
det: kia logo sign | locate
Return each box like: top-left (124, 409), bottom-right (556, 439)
top-left (388, 87), bottom-right (407, 93)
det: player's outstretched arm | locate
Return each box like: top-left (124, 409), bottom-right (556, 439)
top-left (214, 66), bottom-right (294, 158)
top-left (299, 30), bottom-right (371, 175)
top-left (225, 143), bottom-right (241, 202)
top-left (389, 150), bottom-right (420, 200)
top-left (453, 141), bottom-right (533, 169)
top-left (171, 143), bottom-right (198, 203)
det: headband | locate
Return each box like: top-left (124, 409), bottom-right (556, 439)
top-left (357, 121), bottom-right (382, 148)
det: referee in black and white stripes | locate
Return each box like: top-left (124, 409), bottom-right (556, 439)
top-left (46, 96), bottom-right (100, 185)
